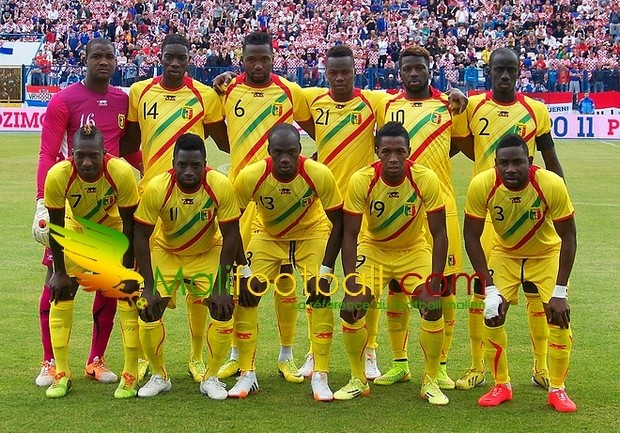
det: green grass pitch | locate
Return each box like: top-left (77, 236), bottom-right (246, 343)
top-left (1, 134), bottom-right (619, 432)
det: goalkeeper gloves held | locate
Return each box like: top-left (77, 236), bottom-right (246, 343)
top-left (483, 285), bottom-right (502, 320)
top-left (32, 198), bottom-right (49, 247)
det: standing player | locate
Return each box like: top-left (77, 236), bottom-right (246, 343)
top-left (216, 31), bottom-right (316, 383)
top-left (134, 134), bottom-right (242, 399)
top-left (33, 37), bottom-right (142, 387)
top-left (43, 125), bottom-right (139, 398)
top-left (464, 134), bottom-right (576, 412)
top-left (452, 47), bottom-right (565, 390)
top-left (122, 33), bottom-right (229, 383)
top-left (231, 124), bottom-right (343, 401)
top-left (375, 46), bottom-right (466, 389)
top-left (336, 122), bottom-right (448, 404)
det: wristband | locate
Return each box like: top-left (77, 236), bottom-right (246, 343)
top-left (239, 265), bottom-right (252, 278)
top-left (319, 265), bottom-right (333, 282)
top-left (552, 284), bottom-right (568, 299)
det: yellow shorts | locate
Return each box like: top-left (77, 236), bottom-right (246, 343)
top-left (355, 242), bottom-right (432, 297)
top-left (246, 236), bottom-right (327, 297)
top-left (151, 245), bottom-right (222, 309)
top-left (424, 211), bottom-right (462, 275)
top-left (488, 251), bottom-right (560, 304)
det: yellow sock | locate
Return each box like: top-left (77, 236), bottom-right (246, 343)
top-left (526, 295), bottom-right (549, 372)
top-left (235, 306), bottom-right (259, 371)
top-left (305, 305), bottom-right (313, 353)
top-left (342, 318), bottom-right (368, 382)
top-left (484, 324), bottom-right (510, 384)
top-left (548, 325), bottom-right (572, 389)
top-left (186, 294), bottom-right (208, 362)
top-left (229, 299), bottom-right (239, 358)
top-left (139, 318), bottom-right (167, 379)
top-left (205, 318), bottom-right (234, 378)
top-left (387, 291), bottom-right (410, 359)
top-left (50, 300), bottom-right (74, 377)
top-left (311, 307), bottom-right (333, 372)
top-left (117, 301), bottom-right (139, 379)
top-left (420, 317), bottom-right (444, 380)
top-left (365, 300), bottom-right (380, 352)
top-left (274, 288), bottom-right (298, 347)
top-left (440, 294), bottom-right (456, 363)
top-left (469, 294), bottom-right (486, 371)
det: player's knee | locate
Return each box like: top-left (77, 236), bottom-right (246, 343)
top-left (210, 306), bottom-right (233, 322)
top-left (440, 275), bottom-right (456, 297)
top-left (388, 279), bottom-right (402, 293)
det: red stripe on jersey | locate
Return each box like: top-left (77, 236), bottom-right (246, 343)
top-left (297, 156), bottom-right (318, 195)
top-left (408, 120), bottom-right (452, 163)
top-left (148, 113), bottom-right (204, 168)
top-left (366, 161), bottom-right (383, 200)
top-left (168, 218), bottom-right (215, 253)
top-left (508, 209), bottom-right (548, 251)
top-left (527, 166), bottom-right (549, 208)
top-left (238, 108), bottom-right (294, 169)
top-left (276, 204), bottom-right (313, 238)
top-left (102, 154), bottom-right (118, 194)
top-left (139, 76), bottom-right (162, 101)
top-left (485, 169), bottom-right (505, 206)
top-left (517, 94), bottom-right (538, 130)
top-left (471, 92), bottom-right (492, 118)
top-left (311, 90), bottom-right (330, 106)
top-left (252, 159), bottom-right (272, 196)
top-left (225, 74), bottom-right (245, 99)
top-left (201, 167), bottom-right (219, 207)
top-left (377, 216), bottom-right (416, 242)
top-left (185, 76), bottom-right (205, 108)
top-left (383, 93), bottom-right (407, 119)
top-left (64, 159), bottom-right (79, 197)
top-left (323, 113), bottom-right (375, 166)
top-left (162, 169), bottom-right (176, 207)
top-left (96, 213), bottom-right (110, 225)
top-left (271, 73), bottom-right (293, 103)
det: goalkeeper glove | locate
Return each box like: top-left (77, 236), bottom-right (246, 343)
top-left (483, 285), bottom-right (502, 320)
top-left (32, 198), bottom-right (49, 247)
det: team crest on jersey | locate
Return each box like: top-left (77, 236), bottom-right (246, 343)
top-left (86, 187), bottom-right (97, 193)
top-left (404, 203), bottom-right (417, 217)
top-left (101, 195), bottom-right (115, 206)
top-left (529, 207), bottom-right (542, 221)
top-left (271, 104), bottom-right (283, 116)
top-left (300, 197), bottom-right (314, 208)
top-left (514, 123), bottom-right (527, 137)
top-left (448, 254), bottom-right (456, 267)
top-left (201, 209), bottom-right (213, 222)
top-left (279, 188), bottom-right (291, 195)
top-left (387, 191), bottom-right (399, 198)
top-left (182, 198), bottom-right (194, 205)
top-left (182, 106), bottom-right (194, 120)
top-left (498, 110), bottom-right (510, 117)
top-left (350, 112), bottom-right (362, 125)
top-left (431, 112), bottom-right (442, 124)
top-left (117, 114), bottom-right (126, 129)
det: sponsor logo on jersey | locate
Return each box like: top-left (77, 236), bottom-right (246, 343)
top-left (182, 198), bottom-right (194, 205)
top-left (164, 95), bottom-right (176, 101)
top-left (86, 187), bottom-right (98, 193)
top-left (252, 92), bottom-right (264, 97)
top-left (181, 106), bottom-right (193, 120)
top-left (97, 99), bottom-right (108, 107)
top-left (387, 191), bottom-right (400, 198)
top-left (335, 104), bottom-right (345, 109)
top-left (511, 196), bottom-right (521, 204)
top-left (279, 188), bottom-right (291, 195)
top-left (498, 110), bottom-right (510, 117)
top-left (448, 254), bottom-right (456, 267)
top-left (404, 203), bottom-right (417, 217)
top-left (411, 102), bottom-right (423, 107)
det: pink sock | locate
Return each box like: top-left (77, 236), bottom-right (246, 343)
top-left (39, 285), bottom-right (54, 361)
top-left (88, 291), bottom-right (117, 364)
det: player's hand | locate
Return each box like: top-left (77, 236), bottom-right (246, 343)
top-left (206, 290), bottom-right (234, 321)
top-left (213, 71), bottom-right (237, 95)
top-left (447, 88), bottom-right (468, 114)
top-left (340, 288), bottom-right (373, 325)
top-left (237, 266), bottom-right (261, 307)
top-left (306, 277), bottom-right (332, 307)
top-left (32, 198), bottom-right (50, 247)
top-left (49, 272), bottom-right (74, 304)
top-left (139, 285), bottom-right (164, 322)
top-left (545, 297), bottom-right (570, 329)
top-left (483, 285), bottom-right (506, 323)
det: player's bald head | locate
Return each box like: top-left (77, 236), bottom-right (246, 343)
top-left (489, 47), bottom-right (519, 68)
top-left (85, 38), bottom-right (114, 57)
top-left (268, 124), bottom-right (301, 152)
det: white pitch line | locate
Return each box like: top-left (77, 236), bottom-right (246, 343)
top-left (573, 202), bottom-right (620, 207)
top-left (600, 140), bottom-right (620, 148)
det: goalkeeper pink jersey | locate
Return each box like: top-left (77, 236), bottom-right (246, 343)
top-left (36, 81), bottom-right (134, 199)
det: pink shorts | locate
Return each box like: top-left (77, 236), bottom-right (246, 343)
top-left (42, 247), bottom-right (53, 267)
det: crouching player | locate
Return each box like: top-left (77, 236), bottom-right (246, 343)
top-left (134, 133), bottom-right (242, 399)
top-left (463, 134), bottom-right (577, 412)
top-left (44, 125), bottom-right (139, 398)
top-left (337, 122), bottom-right (449, 405)
top-left (231, 124), bottom-right (343, 401)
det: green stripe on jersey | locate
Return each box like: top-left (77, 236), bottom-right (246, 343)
top-left (146, 97), bottom-right (200, 149)
top-left (407, 106), bottom-right (448, 140)
top-left (374, 192), bottom-right (418, 232)
top-left (267, 189), bottom-right (314, 226)
top-left (501, 196), bottom-right (542, 239)
top-left (169, 198), bottom-right (214, 240)
top-left (319, 102), bottom-right (367, 148)
top-left (482, 113), bottom-right (532, 160)
top-left (83, 186), bottom-right (114, 220)
top-left (234, 94), bottom-right (288, 148)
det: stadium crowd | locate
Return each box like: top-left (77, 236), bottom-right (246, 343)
top-left (2, 0), bottom-right (620, 90)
